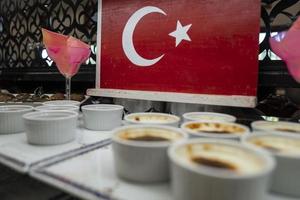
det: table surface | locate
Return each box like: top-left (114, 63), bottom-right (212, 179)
top-left (31, 145), bottom-right (299, 200)
top-left (0, 112), bottom-right (296, 200)
top-left (0, 128), bottom-right (111, 173)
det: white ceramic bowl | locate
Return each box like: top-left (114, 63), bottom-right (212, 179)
top-left (82, 104), bottom-right (124, 131)
top-left (112, 125), bottom-right (188, 182)
top-left (183, 112), bottom-right (236, 123)
top-left (124, 112), bottom-right (180, 127)
top-left (168, 139), bottom-right (275, 200)
top-left (0, 105), bottom-right (34, 134)
top-left (34, 105), bottom-right (79, 113)
top-left (243, 132), bottom-right (300, 197)
top-left (251, 120), bottom-right (300, 136)
top-left (43, 100), bottom-right (81, 106)
top-left (23, 111), bottom-right (78, 145)
top-left (181, 121), bottom-right (250, 140)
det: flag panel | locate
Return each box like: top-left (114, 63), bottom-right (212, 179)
top-left (99, 0), bottom-right (260, 96)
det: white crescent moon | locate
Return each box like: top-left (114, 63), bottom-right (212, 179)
top-left (122, 6), bottom-right (166, 67)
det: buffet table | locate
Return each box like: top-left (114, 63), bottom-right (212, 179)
top-left (0, 100), bottom-right (298, 200)
top-left (30, 143), bottom-right (297, 200)
top-left (0, 130), bottom-right (297, 200)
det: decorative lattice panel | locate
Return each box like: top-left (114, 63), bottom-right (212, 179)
top-left (260, 0), bottom-right (300, 61)
top-left (0, 0), bottom-right (97, 70)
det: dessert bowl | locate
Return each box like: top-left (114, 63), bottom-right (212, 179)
top-left (23, 111), bottom-right (78, 145)
top-left (124, 112), bottom-right (180, 127)
top-left (181, 121), bottom-right (250, 140)
top-left (112, 125), bottom-right (188, 182)
top-left (251, 120), bottom-right (300, 136)
top-left (43, 100), bottom-right (81, 106)
top-left (34, 105), bottom-right (79, 113)
top-left (183, 112), bottom-right (236, 123)
top-left (0, 105), bottom-right (34, 134)
top-left (243, 132), bottom-right (300, 197)
top-left (81, 104), bottom-right (124, 131)
top-left (168, 139), bottom-right (275, 200)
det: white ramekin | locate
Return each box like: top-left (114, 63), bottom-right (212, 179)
top-left (243, 132), bottom-right (300, 197)
top-left (23, 111), bottom-right (78, 145)
top-left (182, 112), bottom-right (236, 123)
top-left (168, 139), bottom-right (275, 200)
top-left (34, 105), bottom-right (79, 113)
top-left (251, 120), bottom-right (300, 136)
top-left (0, 105), bottom-right (34, 134)
top-left (124, 112), bottom-right (180, 127)
top-left (81, 104), bottom-right (124, 131)
top-left (112, 125), bottom-right (188, 182)
top-left (43, 100), bottom-right (81, 106)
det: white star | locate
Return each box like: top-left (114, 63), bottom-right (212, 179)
top-left (169, 21), bottom-right (192, 47)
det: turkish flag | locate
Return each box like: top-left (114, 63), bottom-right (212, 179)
top-left (99, 0), bottom-right (260, 97)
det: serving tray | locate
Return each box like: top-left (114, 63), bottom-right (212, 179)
top-left (0, 127), bottom-right (111, 173)
top-left (31, 144), bottom-right (298, 200)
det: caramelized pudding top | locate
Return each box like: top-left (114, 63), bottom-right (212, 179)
top-left (248, 136), bottom-right (300, 156)
top-left (175, 143), bottom-right (265, 175)
top-left (184, 122), bottom-right (246, 135)
top-left (127, 114), bottom-right (178, 124)
top-left (118, 127), bottom-right (183, 142)
top-left (184, 113), bottom-right (235, 122)
top-left (275, 128), bottom-right (300, 133)
top-left (254, 121), bottom-right (300, 134)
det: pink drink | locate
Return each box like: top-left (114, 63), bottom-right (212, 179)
top-left (269, 18), bottom-right (300, 83)
top-left (42, 29), bottom-right (91, 99)
top-left (46, 44), bottom-right (91, 78)
top-left (42, 29), bottom-right (91, 78)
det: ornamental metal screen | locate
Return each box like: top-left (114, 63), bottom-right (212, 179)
top-left (0, 0), bottom-right (97, 73)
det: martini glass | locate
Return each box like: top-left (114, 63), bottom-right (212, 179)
top-left (45, 45), bottom-right (91, 100)
top-left (41, 28), bottom-right (91, 100)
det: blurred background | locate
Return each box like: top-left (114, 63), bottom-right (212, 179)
top-left (0, 0), bottom-right (300, 120)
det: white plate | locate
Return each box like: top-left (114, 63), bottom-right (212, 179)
top-left (31, 145), bottom-right (298, 200)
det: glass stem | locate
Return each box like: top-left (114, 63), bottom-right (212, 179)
top-left (65, 77), bottom-right (71, 100)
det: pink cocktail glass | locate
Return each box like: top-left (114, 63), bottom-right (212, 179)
top-left (269, 18), bottom-right (300, 83)
top-left (42, 29), bottom-right (91, 100)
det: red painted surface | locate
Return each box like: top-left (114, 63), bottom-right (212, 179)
top-left (99, 0), bottom-right (260, 96)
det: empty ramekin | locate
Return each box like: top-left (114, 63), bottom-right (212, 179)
top-left (81, 104), bottom-right (124, 131)
top-left (43, 100), bottom-right (81, 106)
top-left (124, 112), bottom-right (180, 127)
top-left (0, 105), bottom-right (34, 134)
top-left (34, 105), bottom-right (79, 113)
top-left (23, 111), bottom-right (78, 145)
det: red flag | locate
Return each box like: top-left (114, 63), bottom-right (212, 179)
top-left (99, 0), bottom-right (260, 97)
